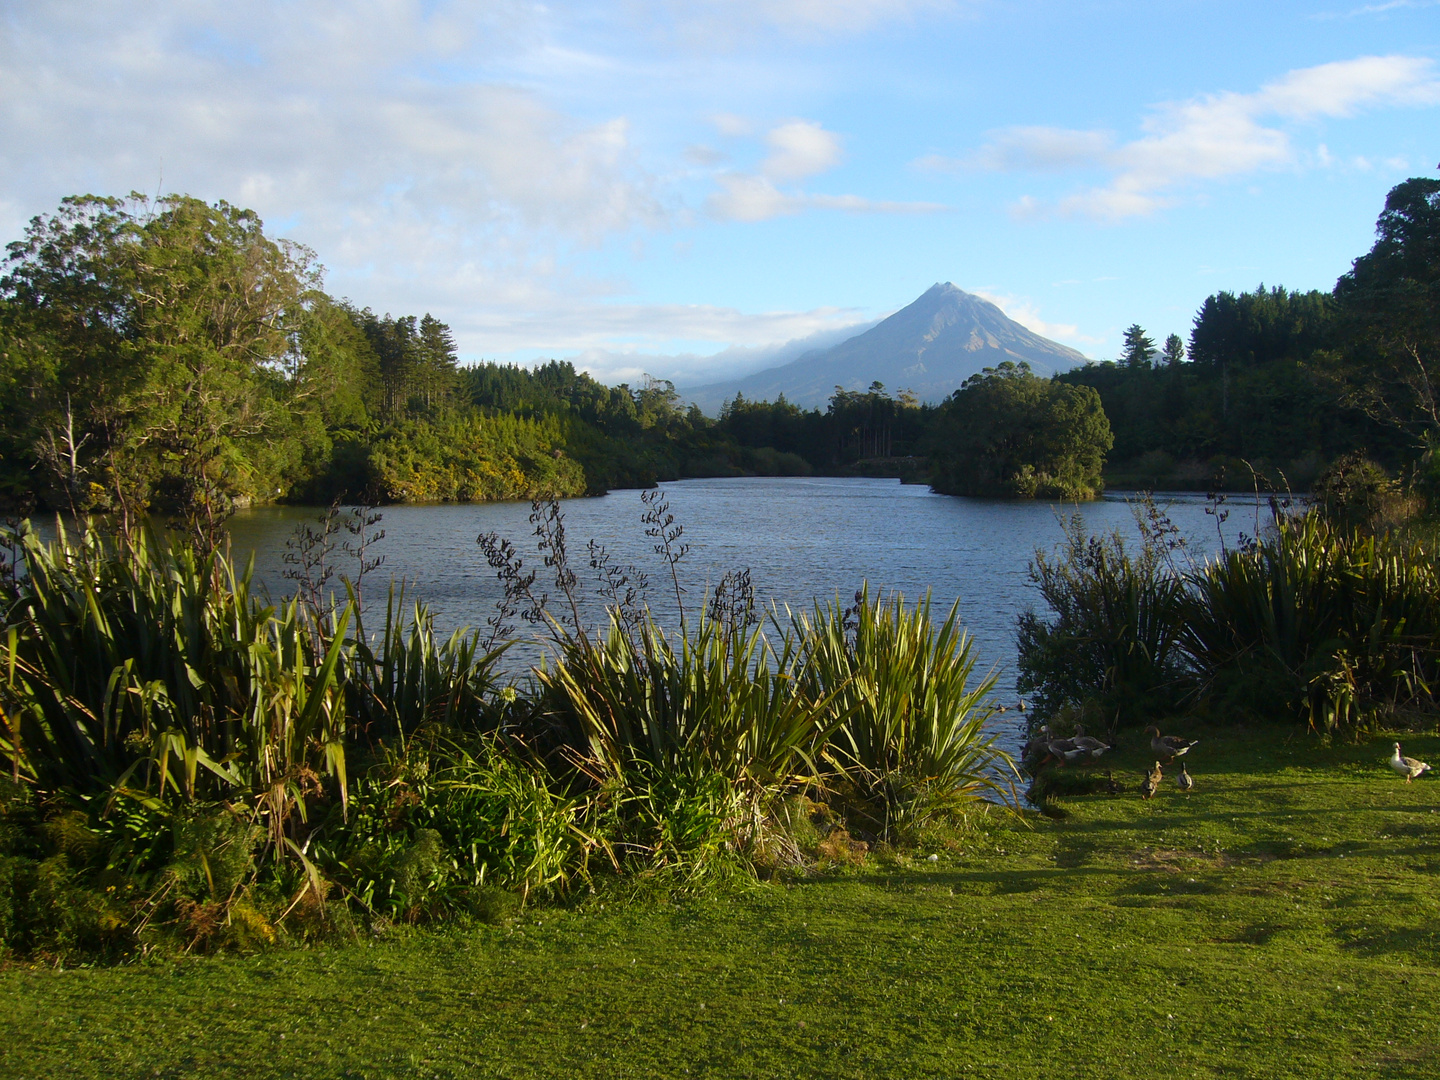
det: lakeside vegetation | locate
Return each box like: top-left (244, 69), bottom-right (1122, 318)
top-left (3, 725), bottom-right (1437, 1078)
top-left (0, 449), bottom-right (1436, 1078)
top-left (1, 473), bottom-right (1437, 965)
top-left (0, 489), bottom-right (1018, 960)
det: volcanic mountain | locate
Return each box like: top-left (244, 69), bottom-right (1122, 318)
top-left (682, 283), bottom-right (1088, 413)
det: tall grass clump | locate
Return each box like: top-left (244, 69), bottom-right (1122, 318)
top-left (798, 586), bottom-right (1014, 836)
top-left (0, 515), bottom-right (523, 958)
top-left (345, 585), bottom-right (509, 742)
top-left (1186, 512), bottom-right (1440, 729)
top-left (1016, 511), bottom-right (1191, 734)
top-left (1017, 497), bottom-right (1440, 740)
top-left (0, 520), bottom-right (353, 820)
top-left (533, 610), bottom-right (832, 877)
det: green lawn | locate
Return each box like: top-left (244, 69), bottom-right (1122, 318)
top-left (3, 727), bottom-right (1438, 1079)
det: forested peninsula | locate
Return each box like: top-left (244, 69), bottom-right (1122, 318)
top-left (1, 178), bottom-right (1436, 516)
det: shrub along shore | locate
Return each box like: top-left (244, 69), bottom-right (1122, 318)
top-left (0, 494), bottom-right (1012, 960)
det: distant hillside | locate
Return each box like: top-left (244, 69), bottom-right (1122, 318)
top-left (682, 283), bottom-right (1088, 413)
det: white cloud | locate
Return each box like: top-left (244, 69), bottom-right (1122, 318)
top-left (706, 119), bottom-right (942, 221)
top-left (752, 0), bottom-right (952, 32)
top-left (641, 0), bottom-right (955, 44)
top-left (560, 314), bottom-right (875, 385)
top-left (706, 174), bottom-right (945, 221)
top-left (1255, 55), bottom-right (1440, 118)
top-left (0, 0), bottom-right (685, 357)
top-left (0, 0), bottom-right (965, 367)
top-left (710, 112), bottom-right (754, 137)
top-left (684, 144), bottom-right (728, 167)
top-left (957, 55), bottom-right (1440, 222)
top-left (763, 121), bottom-right (844, 180)
top-left (708, 175), bottom-right (800, 222)
top-left (919, 127), bottom-right (1114, 173)
top-left (478, 301), bottom-right (872, 380)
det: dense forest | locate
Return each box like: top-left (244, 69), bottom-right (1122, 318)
top-left (0, 194), bottom-right (724, 517)
top-left (1057, 177), bottom-right (1440, 496)
top-left (0, 177), bottom-right (1436, 516)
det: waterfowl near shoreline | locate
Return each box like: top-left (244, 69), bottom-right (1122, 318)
top-left (1145, 726), bottom-right (1198, 762)
top-left (1140, 762), bottom-right (1163, 800)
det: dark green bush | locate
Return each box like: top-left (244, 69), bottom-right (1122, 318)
top-left (1017, 513), bottom-right (1190, 731)
top-left (1018, 504), bottom-right (1440, 735)
top-left (1185, 512), bottom-right (1440, 728)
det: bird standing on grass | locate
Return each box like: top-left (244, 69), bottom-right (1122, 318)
top-left (1021, 725), bottom-right (1053, 762)
top-left (1071, 724), bottom-right (1113, 760)
top-left (1140, 762), bottom-right (1163, 800)
top-left (1389, 743), bottom-right (1431, 783)
top-left (1145, 725), bottom-right (1199, 762)
top-left (1045, 737), bottom-right (1088, 765)
top-left (1177, 763), bottom-right (1194, 793)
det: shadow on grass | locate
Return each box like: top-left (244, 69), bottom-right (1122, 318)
top-left (1334, 923), bottom-right (1440, 960)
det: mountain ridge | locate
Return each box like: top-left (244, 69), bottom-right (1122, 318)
top-left (682, 283), bottom-right (1088, 413)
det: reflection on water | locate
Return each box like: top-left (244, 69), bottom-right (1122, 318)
top-left (223, 477), bottom-right (1270, 753)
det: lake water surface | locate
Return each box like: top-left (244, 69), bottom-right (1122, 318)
top-left (227, 477), bottom-right (1270, 753)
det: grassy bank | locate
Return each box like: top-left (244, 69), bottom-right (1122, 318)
top-left (3, 725), bottom-right (1436, 1079)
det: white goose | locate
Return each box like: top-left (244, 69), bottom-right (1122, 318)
top-left (1390, 743), bottom-right (1431, 783)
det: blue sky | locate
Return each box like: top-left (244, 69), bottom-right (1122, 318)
top-left (2, 0), bottom-right (1437, 387)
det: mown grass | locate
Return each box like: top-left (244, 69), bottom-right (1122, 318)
top-left (3, 725), bottom-right (1438, 1079)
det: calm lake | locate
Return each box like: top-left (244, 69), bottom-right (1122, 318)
top-left (224, 477), bottom-right (1270, 754)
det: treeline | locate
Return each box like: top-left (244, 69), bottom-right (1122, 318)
top-left (0, 194), bottom-right (767, 517)
top-left (714, 371), bottom-right (1111, 499)
top-left (1058, 177), bottom-right (1440, 494)
top-left (2, 177), bottom-right (1435, 514)
top-left (0, 191), bottom-right (975, 516)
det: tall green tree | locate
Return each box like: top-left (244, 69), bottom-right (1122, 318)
top-left (0, 194), bottom-right (322, 515)
top-left (1331, 177), bottom-right (1440, 447)
top-left (1161, 333), bottom-right (1185, 368)
top-left (930, 361), bottom-right (1112, 499)
top-left (1121, 325), bottom-right (1157, 369)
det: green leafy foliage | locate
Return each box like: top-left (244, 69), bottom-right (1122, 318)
top-left (0, 500), bottom-right (1022, 957)
top-left (361, 414), bottom-right (587, 502)
top-left (1018, 503), bottom-right (1440, 735)
top-left (1330, 178), bottom-right (1440, 446)
top-left (1185, 513), bottom-right (1440, 728)
top-left (930, 361), bottom-right (1112, 499)
top-left (1017, 513), bottom-right (1191, 729)
top-left (796, 586), bottom-right (1014, 832)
